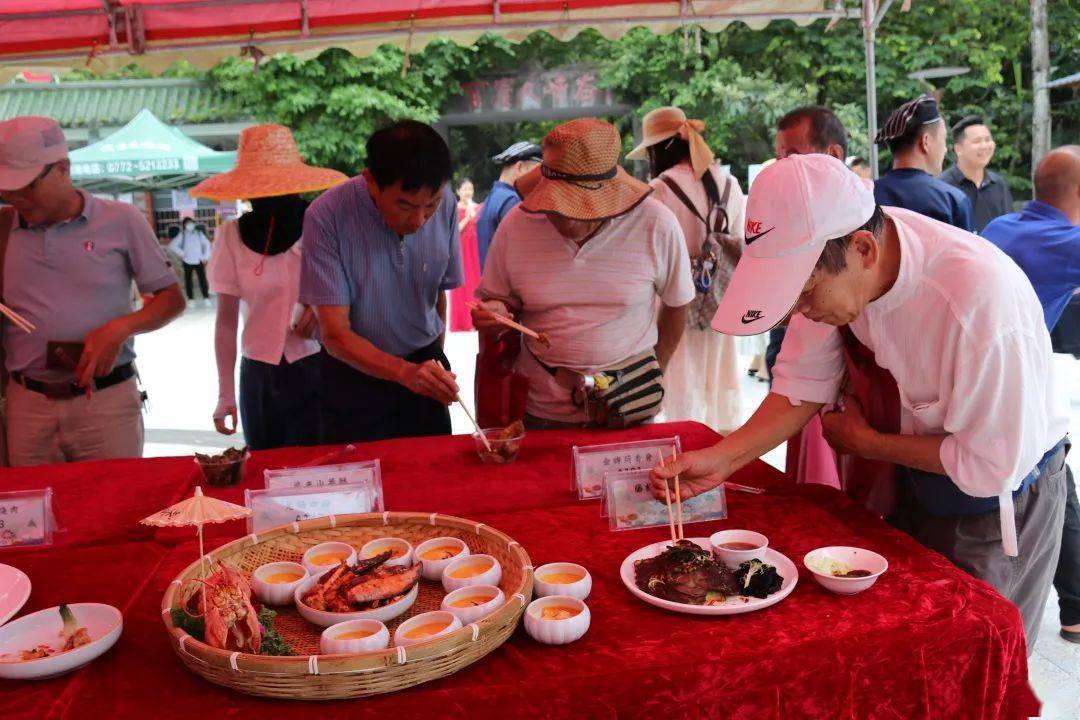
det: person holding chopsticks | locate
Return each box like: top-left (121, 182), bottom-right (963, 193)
top-left (472, 118), bottom-right (694, 429)
top-left (651, 153), bottom-right (1068, 647)
top-left (0, 116), bottom-right (185, 466)
top-left (300, 120), bottom-right (463, 443)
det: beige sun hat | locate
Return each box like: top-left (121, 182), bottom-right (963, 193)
top-left (626, 106), bottom-right (715, 180)
top-left (190, 124), bottom-right (348, 201)
top-left (515, 117), bottom-right (651, 222)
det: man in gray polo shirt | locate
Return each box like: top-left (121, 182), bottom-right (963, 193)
top-left (0, 116), bottom-right (185, 466)
top-left (301, 120), bottom-right (462, 442)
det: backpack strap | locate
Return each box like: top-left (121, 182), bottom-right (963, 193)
top-left (660, 175), bottom-right (710, 234)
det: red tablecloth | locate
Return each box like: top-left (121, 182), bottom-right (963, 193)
top-left (0, 456), bottom-right (197, 549)
top-left (0, 423), bottom-right (1040, 719)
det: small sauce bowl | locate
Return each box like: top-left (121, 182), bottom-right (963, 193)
top-left (709, 529), bottom-right (768, 568)
top-left (320, 619), bottom-right (390, 655)
top-left (524, 595), bottom-right (590, 645)
top-left (441, 554), bottom-right (502, 593)
top-left (302, 541), bottom-right (357, 577)
top-left (533, 562), bottom-right (591, 601)
top-left (359, 537), bottom-right (414, 568)
top-left (441, 585), bottom-right (505, 625)
top-left (414, 537), bottom-right (470, 581)
top-left (251, 561), bottom-right (308, 606)
top-left (393, 610), bottom-right (462, 648)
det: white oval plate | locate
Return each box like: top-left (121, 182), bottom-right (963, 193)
top-left (0, 564), bottom-right (31, 627)
top-left (620, 537), bottom-right (798, 616)
top-left (0, 603), bottom-right (122, 680)
top-left (294, 576), bottom-right (419, 628)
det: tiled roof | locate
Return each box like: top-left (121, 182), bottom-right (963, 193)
top-left (0, 79), bottom-right (244, 127)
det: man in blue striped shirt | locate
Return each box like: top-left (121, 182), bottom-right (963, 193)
top-left (300, 121), bottom-right (463, 442)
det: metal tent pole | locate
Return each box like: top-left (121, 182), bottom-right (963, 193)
top-left (862, 0), bottom-right (879, 178)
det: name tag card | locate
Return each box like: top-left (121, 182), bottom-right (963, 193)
top-left (245, 482), bottom-right (384, 534)
top-left (604, 469), bottom-right (727, 532)
top-left (571, 436), bottom-right (682, 500)
top-left (264, 460), bottom-right (381, 492)
top-left (0, 489), bottom-right (56, 549)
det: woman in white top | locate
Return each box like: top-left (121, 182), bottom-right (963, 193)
top-left (190, 124), bottom-right (348, 450)
top-left (628, 107), bottom-right (747, 433)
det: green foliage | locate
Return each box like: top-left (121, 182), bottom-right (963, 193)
top-left (65, 2), bottom-right (1077, 197)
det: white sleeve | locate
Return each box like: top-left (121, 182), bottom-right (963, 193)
top-left (939, 330), bottom-right (1054, 497)
top-left (207, 224), bottom-right (240, 296)
top-left (723, 175), bottom-right (747, 244)
top-left (770, 314), bottom-right (845, 405)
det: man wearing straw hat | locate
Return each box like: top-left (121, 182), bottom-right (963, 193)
top-left (0, 116), bottom-right (185, 466)
top-left (300, 120), bottom-right (463, 443)
top-left (651, 153), bottom-right (1068, 645)
top-left (473, 117), bottom-right (694, 428)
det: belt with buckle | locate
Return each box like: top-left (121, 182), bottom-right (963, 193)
top-left (10, 363), bottom-right (135, 400)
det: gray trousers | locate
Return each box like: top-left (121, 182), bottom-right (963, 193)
top-left (892, 445), bottom-right (1067, 649)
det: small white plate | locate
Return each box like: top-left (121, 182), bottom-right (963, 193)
top-left (0, 564), bottom-right (31, 627)
top-left (0, 603), bottom-right (122, 680)
top-left (620, 537), bottom-right (798, 616)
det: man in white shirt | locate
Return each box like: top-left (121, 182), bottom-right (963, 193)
top-left (473, 118), bottom-right (694, 427)
top-left (652, 154), bottom-right (1068, 645)
top-left (168, 218), bottom-right (212, 306)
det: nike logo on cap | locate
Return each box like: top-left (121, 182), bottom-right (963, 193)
top-left (745, 227), bottom-right (774, 245)
top-left (741, 310), bottom-right (764, 324)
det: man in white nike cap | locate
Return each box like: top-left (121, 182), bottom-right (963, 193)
top-left (651, 153), bottom-right (1068, 646)
top-left (0, 116), bottom-right (184, 466)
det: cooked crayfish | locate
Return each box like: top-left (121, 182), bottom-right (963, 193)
top-left (183, 564), bottom-right (262, 653)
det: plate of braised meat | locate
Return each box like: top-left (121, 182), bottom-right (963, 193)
top-left (620, 538), bottom-right (797, 616)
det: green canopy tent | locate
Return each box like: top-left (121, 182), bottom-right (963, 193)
top-left (69, 108), bottom-right (236, 193)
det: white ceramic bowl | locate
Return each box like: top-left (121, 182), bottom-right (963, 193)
top-left (393, 610), bottom-right (463, 648)
top-left (302, 541), bottom-right (357, 577)
top-left (414, 537), bottom-right (470, 581)
top-left (359, 537), bottom-right (414, 569)
top-left (524, 596), bottom-right (590, 645)
top-left (441, 554), bottom-right (501, 593)
top-left (0, 603), bottom-right (122, 680)
top-left (533, 563), bottom-right (592, 601)
top-left (709, 529), bottom-right (769, 568)
top-left (293, 574), bottom-right (419, 627)
top-left (251, 562), bottom-right (308, 606)
top-left (440, 585), bottom-right (506, 625)
top-left (319, 619), bottom-right (390, 655)
top-left (803, 546), bottom-right (889, 595)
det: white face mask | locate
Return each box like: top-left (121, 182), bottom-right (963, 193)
top-left (184, 223), bottom-right (195, 231)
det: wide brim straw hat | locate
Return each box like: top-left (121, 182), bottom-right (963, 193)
top-left (515, 117), bottom-right (651, 222)
top-left (626, 106), bottom-right (715, 179)
top-left (190, 124), bottom-right (348, 201)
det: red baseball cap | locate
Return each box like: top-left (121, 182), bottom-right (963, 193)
top-left (0, 116), bottom-right (68, 192)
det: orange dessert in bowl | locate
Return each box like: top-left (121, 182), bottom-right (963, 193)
top-left (252, 561), bottom-right (309, 606)
top-left (414, 536), bottom-right (470, 581)
top-left (524, 595), bottom-right (591, 645)
top-left (533, 562), bottom-right (592, 601)
top-left (302, 541), bottom-right (357, 577)
top-left (441, 584), bottom-right (506, 624)
top-left (441, 554), bottom-right (502, 593)
top-left (320, 619), bottom-right (390, 655)
top-left (359, 537), bottom-right (414, 568)
top-left (393, 610), bottom-right (463, 648)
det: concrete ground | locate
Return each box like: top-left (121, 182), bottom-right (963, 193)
top-left (138, 300), bottom-right (1079, 716)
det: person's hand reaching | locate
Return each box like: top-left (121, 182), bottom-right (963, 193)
top-left (649, 448), bottom-right (730, 502)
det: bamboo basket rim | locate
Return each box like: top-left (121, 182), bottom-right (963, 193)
top-left (160, 511), bottom-right (533, 678)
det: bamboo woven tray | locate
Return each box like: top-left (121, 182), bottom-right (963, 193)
top-left (160, 511), bottom-right (533, 699)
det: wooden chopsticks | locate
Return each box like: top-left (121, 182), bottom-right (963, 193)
top-left (466, 300), bottom-right (550, 347)
top-left (0, 302), bottom-right (34, 334)
top-left (658, 450), bottom-right (684, 542)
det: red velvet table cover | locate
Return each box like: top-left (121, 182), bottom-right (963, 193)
top-left (0, 423), bottom-right (1040, 719)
